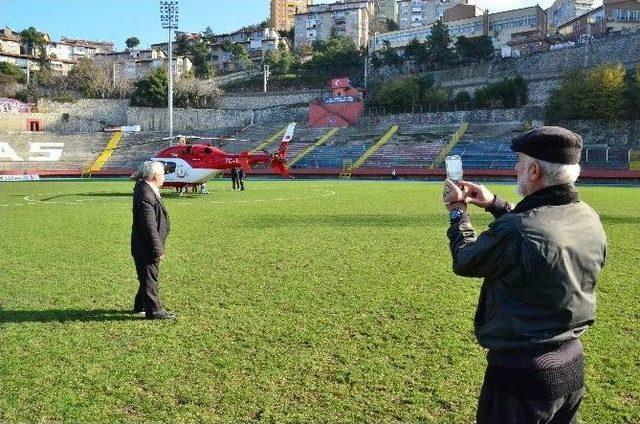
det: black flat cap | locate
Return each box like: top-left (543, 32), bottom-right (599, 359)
top-left (511, 126), bottom-right (583, 165)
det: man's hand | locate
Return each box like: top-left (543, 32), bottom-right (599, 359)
top-left (443, 179), bottom-right (468, 212)
top-left (458, 180), bottom-right (495, 208)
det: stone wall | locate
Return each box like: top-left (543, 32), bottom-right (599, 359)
top-left (37, 99), bottom-right (128, 127)
top-left (372, 31), bottom-right (640, 105)
top-left (0, 112), bottom-right (103, 132)
top-left (126, 107), bottom-right (253, 131)
top-left (217, 90), bottom-right (322, 110)
top-left (559, 120), bottom-right (640, 147)
top-left (358, 106), bottom-right (545, 129)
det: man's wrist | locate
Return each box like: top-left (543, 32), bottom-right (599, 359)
top-left (446, 201), bottom-right (467, 212)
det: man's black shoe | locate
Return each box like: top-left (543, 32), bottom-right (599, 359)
top-left (146, 310), bottom-right (176, 320)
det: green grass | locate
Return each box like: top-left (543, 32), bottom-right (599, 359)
top-left (1, 180), bottom-right (638, 423)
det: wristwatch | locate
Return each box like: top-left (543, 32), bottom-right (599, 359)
top-left (449, 208), bottom-right (465, 221)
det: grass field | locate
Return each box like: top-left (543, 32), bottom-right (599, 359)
top-left (1, 179), bottom-right (639, 423)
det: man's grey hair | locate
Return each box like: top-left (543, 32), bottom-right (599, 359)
top-left (522, 154), bottom-right (580, 186)
top-left (142, 161), bottom-right (165, 180)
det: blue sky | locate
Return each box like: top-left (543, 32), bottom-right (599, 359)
top-left (1, 1), bottom-right (604, 50)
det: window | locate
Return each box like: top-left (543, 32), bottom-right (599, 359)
top-left (159, 161), bottom-right (176, 174)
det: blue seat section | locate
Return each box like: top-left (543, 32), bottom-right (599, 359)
top-left (294, 143), bottom-right (371, 168)
top-left (447, 139), bottom-right (518, 170)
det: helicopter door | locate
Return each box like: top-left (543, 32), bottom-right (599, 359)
top-left (157, 160), bottom-right (178, 182)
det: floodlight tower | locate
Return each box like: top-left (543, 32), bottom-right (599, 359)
top-left (160, 1), bottom-right (179, 144)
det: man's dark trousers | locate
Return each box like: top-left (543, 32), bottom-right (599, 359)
top-left (133, 257), bottom-right (162, 313)
top-left (477, 382), bottom-right (583, 424)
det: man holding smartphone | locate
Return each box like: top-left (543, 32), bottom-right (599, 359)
top-left (442, 126), bottom-right (607, 423)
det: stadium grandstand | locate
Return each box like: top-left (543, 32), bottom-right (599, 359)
top-left (1, 121), bottom-right (638, 181)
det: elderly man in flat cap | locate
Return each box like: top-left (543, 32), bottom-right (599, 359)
top-left (442, 126), bottom-right (607, 423)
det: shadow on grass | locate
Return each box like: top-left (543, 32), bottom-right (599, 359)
top-left (41, 192), bottom-right (133, 201)
top-left (0, 309), bottom-right (143, 323)
top-left (232, 213), bottom-right (445, 228)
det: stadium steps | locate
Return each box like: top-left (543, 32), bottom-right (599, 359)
top-left (287, 128), bottom-right (340, 169)
top-left (350, 125), bottom-right (399, 171)
top-left (430, 122), bottom-right (469, 168)
top-left (250, 126), bottom-right (287, 153)
top-left (82, 131), bottom-right (123, 176)
top-left (0, 131), bottom-right (113, 172)
top-left (361, 125), bottom-right (458, 168)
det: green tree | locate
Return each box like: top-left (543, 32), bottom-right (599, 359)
top-left (546, 64), bottom-right (627, 121)
top-left (455, 35), bottom-right (493, 64)
top-left (19, 26), bottom-right (46, 56)
top-left (380, 40), bottom-right (403, 69)
top-left (624, 66), bottom-right (640, 119)
top-left (306, 33), bottom-right (364, 78)
top-left (385, 19), bottom-right (399, 32)
top-left (130, 67), bottom-right (168, 107)
top-left (475, 77), bottom-right (528, 109)
top-left (231, 43), bottom-right (252, 69)
top-left (125, 37), bottom-right (140, 49)
top-left (454, 90), bottom-right (472, 109)
top-left (201, 27), bottom-right (215, 44)
top-left (191, 41), bottom-right (214, 78)
top-left (404, 38), bottom-right (429, 69)
top-left (0, 62), bottom-right (26, 83)
top-left (426, 20), bottom-right (454, 69)
top-left (66, 58), bottom-right (110, 97)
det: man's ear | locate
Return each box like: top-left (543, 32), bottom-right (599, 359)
top-left (529, 161), bottom-right (543, 183)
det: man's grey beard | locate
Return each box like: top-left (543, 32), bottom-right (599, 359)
top-left (517, 173), bottom-right (527, 197)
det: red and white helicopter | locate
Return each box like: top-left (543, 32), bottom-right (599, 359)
top-left (135, 122), bottom-right (296, 189)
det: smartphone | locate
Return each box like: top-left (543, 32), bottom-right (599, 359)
top-left (445, 155), bottom-right (463, 181)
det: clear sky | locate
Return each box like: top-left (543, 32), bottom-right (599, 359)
top-left (1, 0), bottom-right (604, 50)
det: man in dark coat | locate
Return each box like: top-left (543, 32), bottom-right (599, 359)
top-left (131, 161), bottom-right (175, 320)
top-left (231, 167), bottom-right (239, 191)
top-left (238, 167), bottom-right (245, 191)
top-left (442, 127), bottom-right (607, 423)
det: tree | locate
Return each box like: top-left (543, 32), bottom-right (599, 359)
top-left (19, 26), bottom-right (46, 56)
top-left (624, 66), bottom-right (640, 119)
top-left (380, 40), bottom-right (403, 69)
top-left (66, 58), bottom-right (111, 97)
top-left (125, 37), bottom-right (140, 49)
top-left (0, 62), bottom-right (26, 83)
top-left (404, 38), bottom-right (429, 69)
top-left (475, 76), bottom-right (528, 109)
top-left (231, 43), bottom-right (252, 69)
top-left (454, 91), bottom-right (472, 109)
top-left (130, 67), bottom-right (168, 107)
top-left (385, 19), bottom-right (399, 32)
top-left (191, 41), bottom-right (214, 78)
top-left (306, 33), bottom-right (364, 77)
top-left (546, 64), bottom-right (627, 122)
top-left (455, 35), bottom-right (493, 64)
top-left (202, 26), bottom-right (215, 44)
top-left (426, 20), bottom-right (454, 69)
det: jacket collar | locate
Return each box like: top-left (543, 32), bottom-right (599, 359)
top-left (512, 184), bottom-right (580, 214)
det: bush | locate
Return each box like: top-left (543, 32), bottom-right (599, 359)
top-left (0, 62), bottom-right (26, 83)
top-left (130, 68), bottom-right (168, 108)
top-left (475, 77), bottom-right (528, 109)
top-left (546, 64), bottom-right (629, 122)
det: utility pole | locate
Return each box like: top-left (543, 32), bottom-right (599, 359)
top-left (160, 1), bottom-right (179, 145)
top-left (263, 63), bottom-right (270, 93)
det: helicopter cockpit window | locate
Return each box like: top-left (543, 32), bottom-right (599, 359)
top-left (159, 161), bottom-right (176, 174)
top-left (203, 147), bottom-right (212, 154)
